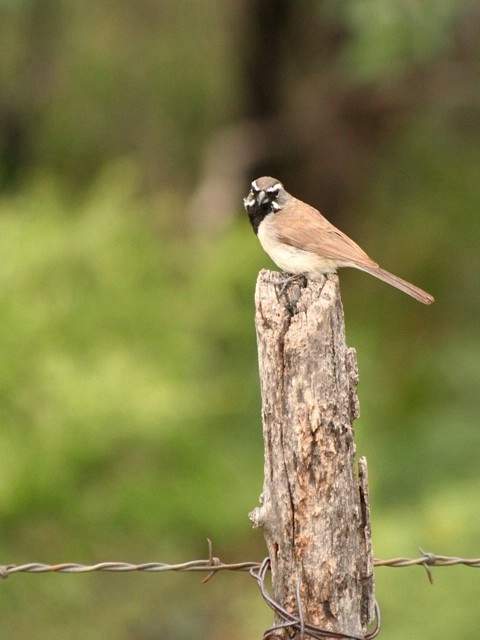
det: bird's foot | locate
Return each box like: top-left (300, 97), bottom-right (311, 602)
top-left (272, 273), bottom-right (308, 297)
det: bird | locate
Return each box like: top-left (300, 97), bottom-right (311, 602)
top-left (243, 176), bottom-right (434, 305)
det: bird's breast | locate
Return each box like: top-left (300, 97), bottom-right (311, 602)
top-left (257, 220), bottom-right (342, 277)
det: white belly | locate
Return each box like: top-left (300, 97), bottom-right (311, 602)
top-left (257, 224), bottom-right (343, 278)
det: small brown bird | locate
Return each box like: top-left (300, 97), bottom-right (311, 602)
top-left (244, 176), bottom-right (434, 304)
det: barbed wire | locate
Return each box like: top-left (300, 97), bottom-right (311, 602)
top-left (3, 543), bottom-right (480, 639)
top-left (1, 542), bottom-right (479, 582)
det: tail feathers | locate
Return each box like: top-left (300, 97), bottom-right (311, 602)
top-left (356, 265), bottom-right (434, 305)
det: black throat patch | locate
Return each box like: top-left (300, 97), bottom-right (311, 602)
top-left (245, 198), bottom-right (276, 235)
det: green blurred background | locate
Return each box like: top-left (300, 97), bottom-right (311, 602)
top-left (1, 0), bottom-right (479, 637)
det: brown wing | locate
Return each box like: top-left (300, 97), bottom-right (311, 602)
top-left (275, 200), bottom-right (378, 269)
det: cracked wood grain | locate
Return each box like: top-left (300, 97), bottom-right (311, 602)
top-left (249, 270), bottom-right (374, 637)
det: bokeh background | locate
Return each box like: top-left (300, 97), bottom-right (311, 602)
top-left (1, 0), bottom-right (479, 638)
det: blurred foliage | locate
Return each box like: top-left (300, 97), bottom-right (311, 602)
top-left (342, 0), bottom-right (464, 80)
top-left (0, 0), bottom-right (480, 639)
top-left (0, 0), bottom-right (239, 188)
top-left (0, 166), bottom-right (269, 638)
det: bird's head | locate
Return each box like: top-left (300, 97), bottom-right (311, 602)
top-left (243, 176), bottom-right (290, 233)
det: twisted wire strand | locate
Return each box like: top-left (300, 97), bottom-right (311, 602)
top-left (2, 549), bottom-right (479, 580)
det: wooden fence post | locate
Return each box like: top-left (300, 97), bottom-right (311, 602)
top-left (249, 270), bottom-right (375, 638)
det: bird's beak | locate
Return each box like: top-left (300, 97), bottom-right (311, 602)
top-left (257, 190), bottom-right (267, 205)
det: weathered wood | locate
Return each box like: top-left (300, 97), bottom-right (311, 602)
top-left (249, 269), bottom-right (374, 637)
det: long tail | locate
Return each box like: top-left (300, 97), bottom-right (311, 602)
top-left (355, 265), bottom-right (434, 305)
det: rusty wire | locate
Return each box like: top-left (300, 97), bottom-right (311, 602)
top-left (1, 544), bottom-right (479, 581)
top-left (2, 543), bottom-right (479, 639)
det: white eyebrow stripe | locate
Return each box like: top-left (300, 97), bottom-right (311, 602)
top-left (251, 180), bottom-right (259, 191)
top-left (266, 183), bottom-right (282, 192)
